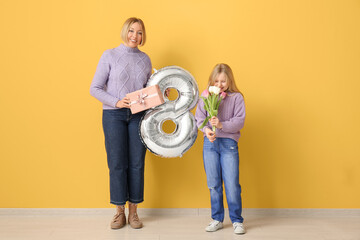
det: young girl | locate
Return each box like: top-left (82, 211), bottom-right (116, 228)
top-left (195, 63), bottom-right (246, 234)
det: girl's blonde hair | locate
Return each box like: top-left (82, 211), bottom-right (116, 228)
top-left (208, 63), bottom-right (243, 95)
top-left (121, 17), bottom-right (146, 46)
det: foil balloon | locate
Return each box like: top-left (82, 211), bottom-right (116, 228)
top-left (140, 66), bottom-right (199, 158)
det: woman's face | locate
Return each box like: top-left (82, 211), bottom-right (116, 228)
top-left (125, 22), bottom-right (143, 48)
top-left (214, 72), bottom-right (229, 92)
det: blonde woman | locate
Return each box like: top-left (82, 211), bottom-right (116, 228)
top-left (90, 17), bottom-right (152, 229)
top-left (195, 64), bottom-right (246, 234)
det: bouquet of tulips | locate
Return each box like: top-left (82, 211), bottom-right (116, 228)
top-left (199, 86), bottom-right (227, 132)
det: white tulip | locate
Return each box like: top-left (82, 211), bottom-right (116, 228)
top-left (209, 86), bottom-right (221, 95)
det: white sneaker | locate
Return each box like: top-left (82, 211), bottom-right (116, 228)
top-left (205, 220), bottom-right (223, 232)
top-left (233, 222), bottom-right (246, 234)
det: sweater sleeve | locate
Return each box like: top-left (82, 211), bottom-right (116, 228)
top-left (221, 94), bottom-right (246, 133)
top-left (195, 98), bottom-right (211, 133)
top-left (90, 50), bottom-right (119, 107)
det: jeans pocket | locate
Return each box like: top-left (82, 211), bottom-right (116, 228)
top-left (203, 137), bottom-right (214, 149)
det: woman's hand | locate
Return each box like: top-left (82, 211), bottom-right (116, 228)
top-left (116, 97), bottom-right (130, 108)
top-left (209, 116), bottom-right (223, 129)
top-left (205, 127), bottom-right (216, 142)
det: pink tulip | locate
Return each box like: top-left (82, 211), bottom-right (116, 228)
top-left (202, 89), bottom-right (210, 98)
top-left (220, 91), bottom-right (227, 99)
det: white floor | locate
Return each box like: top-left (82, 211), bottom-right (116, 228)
top-left (1, 208), bottom-right (359, 240)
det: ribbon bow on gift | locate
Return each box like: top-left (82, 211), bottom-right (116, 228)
top-left (136, 92), bottom-right (148, 105)
top-left (129, 91), bottom-right (159, 108)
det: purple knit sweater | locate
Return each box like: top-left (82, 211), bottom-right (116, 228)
top-left (195, 92), bottom-right (246, 142)
top-left (90, 44), bottom-right (152, 109)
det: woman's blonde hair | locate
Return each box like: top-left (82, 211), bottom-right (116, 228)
top-left (208, 63), bottom-right (243, 95)
top-left (121, 17), bottom-right (146, 46)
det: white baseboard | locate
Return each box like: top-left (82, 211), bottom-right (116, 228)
top-left (241, 208), bottom-right (360, 217)
top-left (1, 208), bottom-right (359, 217)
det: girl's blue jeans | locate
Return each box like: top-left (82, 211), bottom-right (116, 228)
top-left (102, 109), bottom-right (146, 206)
top-left (203, 137), bottom-right (244, 223)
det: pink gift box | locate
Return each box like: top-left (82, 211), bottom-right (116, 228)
top-left (126, 85), bottom-right (165, 114)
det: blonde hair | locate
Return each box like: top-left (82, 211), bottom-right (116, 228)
top-left (208, 63), bottom-right (243, 96)
top-left (121, 17), bottom-right (146, 46)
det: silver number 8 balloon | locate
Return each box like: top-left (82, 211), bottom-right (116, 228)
top-left (140, 66), bottom-right (199, 158)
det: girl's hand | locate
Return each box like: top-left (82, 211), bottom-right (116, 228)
top-left (116, 97), bottom-right (130, 108)
top-left (205, 127), bottom-right (216, 142)
top-left (209, 116), bottom-right (223, 129)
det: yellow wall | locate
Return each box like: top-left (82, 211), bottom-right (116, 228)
top-left (1, 0), bottom-right (359, 208)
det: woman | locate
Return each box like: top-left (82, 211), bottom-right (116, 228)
top-left (195, 63), bottom-right (246, 234)
top-left (90, 17), bottom-right (152, 229)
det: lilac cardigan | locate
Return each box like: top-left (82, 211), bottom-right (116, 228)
top-left (195, 92), bottom-right (246, 142)
top-left (90, 44), bottom-right (152, 109)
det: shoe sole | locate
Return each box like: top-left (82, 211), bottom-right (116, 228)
top-left (110, 224), bottom-right (126, 229)
top-left (205, 226), bottom-right (223, 232)
top-left (129, 225), bottom-right (143, 229)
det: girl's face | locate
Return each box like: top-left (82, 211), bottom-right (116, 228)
top-left (125, 22), bottom-right (143, 48)
top-left (214, 72), bottom-right (229, 92)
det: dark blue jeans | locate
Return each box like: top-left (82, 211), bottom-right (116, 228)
top-left (203, 137), bottom-right (244, 223)
top-left (102, 109), bottom-right (146, 206)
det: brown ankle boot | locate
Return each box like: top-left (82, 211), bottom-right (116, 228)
top-left (110, 205), bottom-right (126, 229)
top-left (128, 202), bottom-right (143, 229)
